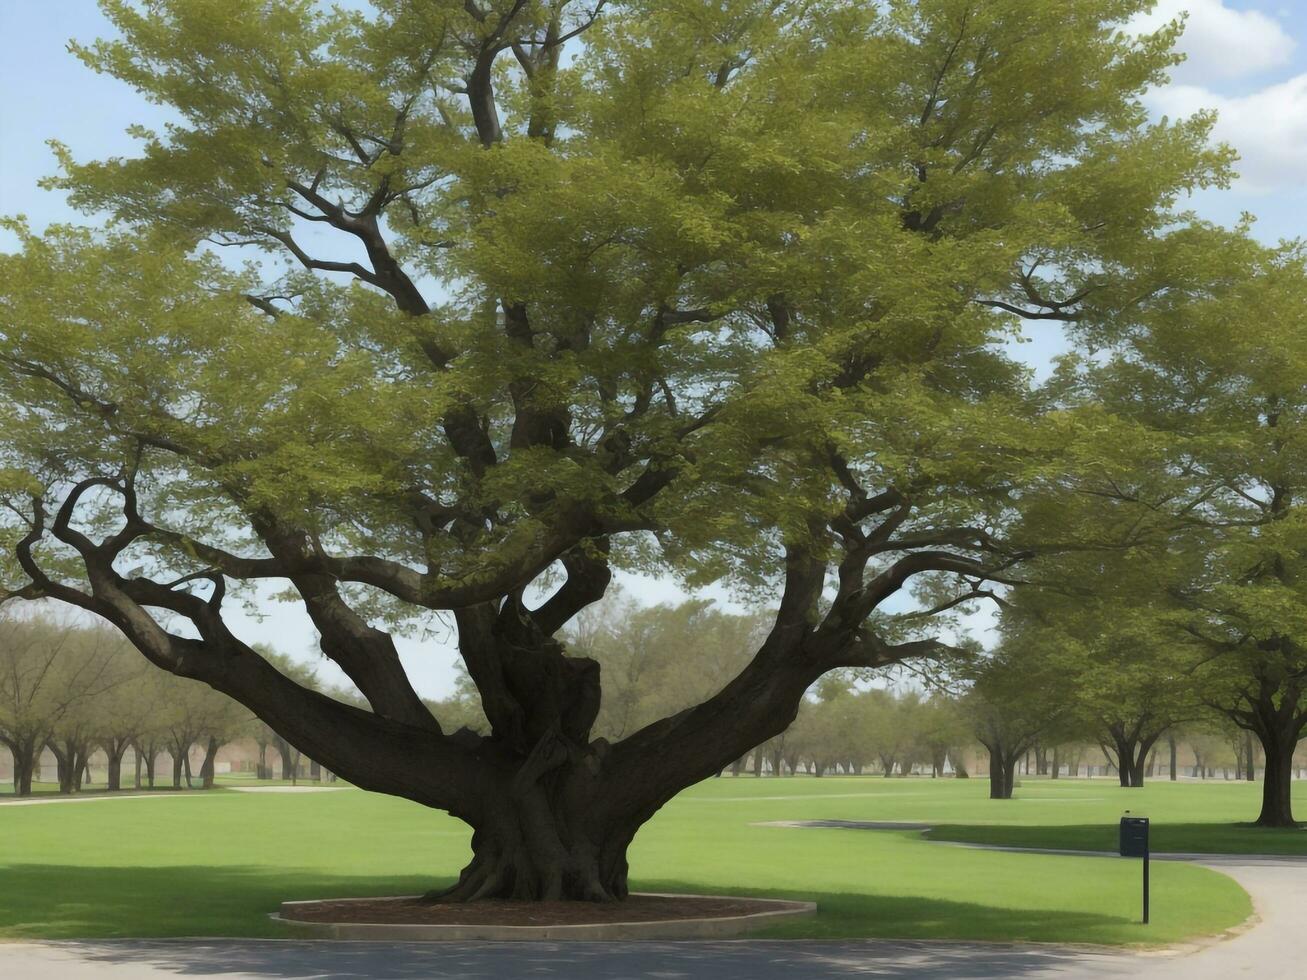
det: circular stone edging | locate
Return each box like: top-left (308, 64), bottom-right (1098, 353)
top-left (271, 892), bottom-right (816, 941)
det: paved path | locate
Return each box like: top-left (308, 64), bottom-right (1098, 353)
top-left (1, 857), bottom-right (1300, 980)
top-left (0, 938), bottom-right (1145, 980)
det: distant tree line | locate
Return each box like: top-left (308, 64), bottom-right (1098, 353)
top-left (0, 613), bottom-right (337, 796)
top-left (7, 599), bottom-right (1303, 811)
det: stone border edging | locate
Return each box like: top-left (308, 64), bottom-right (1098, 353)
top-left (270, 892), bottom-right (816, 941)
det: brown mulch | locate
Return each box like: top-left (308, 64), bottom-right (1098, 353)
top-left (281, 894), bottom-right (797, 926)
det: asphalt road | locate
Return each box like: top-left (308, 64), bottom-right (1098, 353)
top-left (1, 856), bottom-right (1300, 978)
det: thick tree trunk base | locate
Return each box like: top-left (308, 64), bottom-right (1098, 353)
top-left (427, 821), bottom-right (631, 903)
top-left (1253, 739), bottom-right (1300, 828)
top-left (988, 761), bottom-right (1016, 800)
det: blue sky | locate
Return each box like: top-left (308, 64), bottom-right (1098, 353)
top-left (1, 1), bottom-right (1304, 697)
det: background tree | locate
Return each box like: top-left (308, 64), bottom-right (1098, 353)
top-left (89, 637), bottom-right (155, 791)
top-left (966, 639), bottom-right (1068, 800)
top-left (195, 687), bottom-right (256, 789)
top-left (568, 597), bottom-right (768, 741)
top-left (1002, 585), bottom-right (1197, 788)
top-left (917, 692), bottom-right (970, 778)
top-left (0, 0), bottom-right (1234, 898)
top-left (0, 614), bottom-right (116, 795)
top-left (131, 669), bottom-right (178, 789)
top-left (1052, 237), bottom-right (1307, 824)
top-left (859, 688), bottom-right (912, 777)
top-left (250, 647), bottom-right (321, 780)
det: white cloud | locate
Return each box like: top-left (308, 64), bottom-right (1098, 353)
top-left (1149, 73), bottom-right (1307, 193)
top-left (1132, 0), bottom-right (1297, 81)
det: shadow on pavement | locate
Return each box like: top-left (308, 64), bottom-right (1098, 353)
top-left (60, 938), bottom-right (1132, 980)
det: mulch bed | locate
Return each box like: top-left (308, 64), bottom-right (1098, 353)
top-left (281, 894), bottom-right (796, 926)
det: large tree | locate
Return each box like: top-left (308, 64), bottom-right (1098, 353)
top-left (0, 0), bottom-right (1230, 899)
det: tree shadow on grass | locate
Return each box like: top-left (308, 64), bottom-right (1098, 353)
top-left (1, 864), bottom-right (1134, 943)
top-left (924, 822), bottom-right (1307, 856)
top-left (636, 877), bottom-right (1137, 945)
top-left (0, 863), bottom-right (455, 940)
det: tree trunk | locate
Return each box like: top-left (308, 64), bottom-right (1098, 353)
top-left (258, 743), bottom-right (270, 779)
top-left (200, 736), bottom-right (219, 790)
top-left (16, 751), bottom-right (34, 796)
top-left (752, 750), bottom-right (764, 778)
top-left (5, 736), bottom-right (38, 797)
top-left (1107, 724), bottom-right (1161, 789)
top-left (1245, 731), bottom-right (1256, 782)
top-left (106, 745), bottom-right (124, 792)
top-left (1168, 734), bottom-right (1177, 781)
top-left (51, 745), bottom-right (67, 793)
top-left (433, 794), bottom-right (635, 903)
top-left (984, 745), bottom-right (1020, 800)
top-left (171, 750), bottom-right (184, 789)
top-left (988, 761), bottom-right (1005, 799)
top-left (770, 744), bottom-right (785, 777)
top-left (1050, 745), bottom-right (1060, 780)
top-left (48, 741), bottom-right (76, 794)
top-left (275, 737), bottom-right (295, 780)
top-left (1252, 726), bottom-right (1301, 827)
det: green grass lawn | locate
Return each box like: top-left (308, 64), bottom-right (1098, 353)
top-left (3, 775), bottom-right (1296, 945)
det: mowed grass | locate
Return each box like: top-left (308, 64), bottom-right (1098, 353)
top-left (1, 776), bottom-right (1292, 945)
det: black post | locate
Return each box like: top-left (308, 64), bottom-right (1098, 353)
top-left (1142, 849), bottom-right (1150, 925)
top-left (1119, 814), bottom-right (1150, 925)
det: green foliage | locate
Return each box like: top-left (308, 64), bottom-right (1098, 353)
top-left (0, 614), bottom-right (124, 750)
top-left (0, 0), bottom-right (1231, 607)
top-left (1041, 238), bottom-right (1307, 749)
